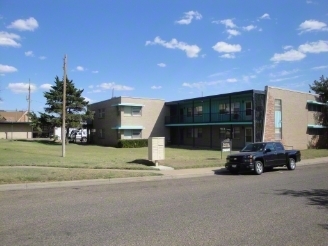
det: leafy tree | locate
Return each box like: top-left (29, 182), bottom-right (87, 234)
top-left (43, 76), bottom-right (93, 139)
top-left (27, 111), bottom-right (54, 135)
top-left (309, 75), bottom-right (328, 148)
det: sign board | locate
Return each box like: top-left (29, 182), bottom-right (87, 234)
top-left (221, 139), bottom-right (232, 159)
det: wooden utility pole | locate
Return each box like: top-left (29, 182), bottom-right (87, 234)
top-left (27, 79), bottom-right (31, 113)
top-left (62, 55), bottom-right (67, 157)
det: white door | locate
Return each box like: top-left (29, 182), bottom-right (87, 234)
top-left (245, 127), bottom-right (253, 146)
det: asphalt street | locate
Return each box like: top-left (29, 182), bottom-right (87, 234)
top-left (1, 164), bottom-right (328, 246)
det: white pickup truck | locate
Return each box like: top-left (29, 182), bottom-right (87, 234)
top-left (69, 129), bottom-right (87, 143)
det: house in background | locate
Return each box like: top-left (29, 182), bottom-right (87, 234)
top-left (0, 110), bottom-right (32, 139)
top-left (88, 96), bottom-right (167, 146)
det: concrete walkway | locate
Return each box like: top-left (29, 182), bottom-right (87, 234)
top-left (1, 157), bottom-right (327, 191)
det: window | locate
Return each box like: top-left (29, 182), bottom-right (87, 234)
top-left (99, 129), bottom-right (105, 138)
top-left (231, 102), bottom-right (240, 114)
top-left (233, 127), bottom-right (241, 139)
top-left (187, 107), bottom-right (192, 117)
top-left (98, 108), bottom-right (105, 118)
top-left (275, 99), bottom-right (282, 140)
top-left (308, 104), bottom-right (323, 112)
top-left (132, 129), bottom-right (141, 138)
top-left (194, 106), bottom-right (203, 116)
top-left (219, 103), bottom-right (229, 114)
top-left (265, 143), bottom-right (275, 151)
top-left (245, 128), bottom-right (252, 142)
top-left (124, 106), bottom-right (142, 116)
top-left (220, 127), bottom-right (231, 139)
top-left (245, 101), bottom-right (252, 116)
top-left (187, 128), bottom-right (203, 138)
top-left (123, 129), bottom-right (142, 139)
top-left (274, 142), bottom-right (284, 151)
top-left (308, 128), bottom-right (325, 135)
top-left (132, 107), bottom-right (141, 116)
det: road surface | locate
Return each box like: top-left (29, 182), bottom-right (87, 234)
top-left (1, 164), bottom-right (328, 245)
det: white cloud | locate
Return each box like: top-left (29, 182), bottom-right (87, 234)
top-left (145, 36), bottom-right (201, 58)
top-left (254, 64), bottom-right (276, 74)
top-left (0, 31), bottom-right (21, 47)
top-left (175, 11), bottom-right (202, 25)
top-left (243, 75), bottom-right (257, 82)
top-left (0, 64), bottom-right (18, 73)
top-left (227, 29), bottom-right (241, 38)
top-left (243, 25), bottom-right (257, 31)
top-left (7, 83), bottom-right (37, 93)
top-left (260, 13), bottom-right (270, 20)
top-left (151, 85), bottom-right (162, 89)
top-left (215, 19), bottom-right (237, 28)
top-left (7, 17), bottom-right (39, 31)
top-left (283, 45), bottom-right (293, 50)
top-left (40, 83), bottom-right (52, 90)
top-left (270, 49), bottom-right (306, 62)
top-left (39, 56), bottom-right (46, 60)
top-left (298, 20), bottom-right (328, 33)
top-left (25, 51), bottom-right (34, 57)
top-left (311, 65), bottom-right (328, 70)
top-left (220, 54), bottom-right (235, 59)
top-left (76, 66), bottom-right (84, 71)
top-left (88, 85), bottom-right (94, 89)
top-left (92, 70), bottom-right (99, 73)
top-left (157, 63), bottom-right (166, 67)
top-left (306, 0), bottom-right (314, 3)
top-left (298, 40), bottom-right (328, 53)
top-left (270, 69), bottom-right (299, 77)
top-left (83, 96), bottom-right (92, 103)
top-left (90, 89), bottom-right (102, 93)
top-left (270, 75), bottom-right (300, 82)
top-left (212, 42), bottom-right (242, 53)
top-left (226, 78), bottom-right (237, 83)
top-left (98, 82), bottom-right (134, 91)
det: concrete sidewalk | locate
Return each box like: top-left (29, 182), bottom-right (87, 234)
top-left (0, 157), bottom-right (327, 191)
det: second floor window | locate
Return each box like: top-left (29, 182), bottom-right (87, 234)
top-left (98, 108), bottom-right (105, 118)
top-left (219, 103), bottom-right (229, 114)
top-left (194, 106), bottom-right (203, 116)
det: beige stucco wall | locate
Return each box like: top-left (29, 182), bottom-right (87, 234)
top-left (0, 123), bottom-right (32, 139)
top-left (263, 86), bottom-right (320, 150)
top-left (89, 97), bottom-right (167, 146)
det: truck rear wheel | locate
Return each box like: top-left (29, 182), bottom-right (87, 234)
top-left (287, 158), bottom-right (296, 170)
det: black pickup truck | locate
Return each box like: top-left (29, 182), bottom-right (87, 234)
top-left (225, 142), bottom-right (301, 175)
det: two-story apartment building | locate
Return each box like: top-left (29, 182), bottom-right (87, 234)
top-left (88, 96), bottom-right (166, 146)
top-left (89, 86), bottom-right (327, 150)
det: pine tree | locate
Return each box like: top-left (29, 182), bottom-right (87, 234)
top-left (43, 76), bottom-right (93, 138)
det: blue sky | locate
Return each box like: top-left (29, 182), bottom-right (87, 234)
top-left (1, 0), bottom-right (328, 112)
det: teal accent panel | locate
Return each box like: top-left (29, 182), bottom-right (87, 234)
top-left (165, 122), bottom-right (252, 127)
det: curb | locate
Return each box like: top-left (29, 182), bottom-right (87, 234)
top-left (0, 160), bottom-right (327, 192)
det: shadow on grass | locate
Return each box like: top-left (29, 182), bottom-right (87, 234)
top-left (14, 139), bottom-right (61, 145)
top-left (276, 188), bottom-right (328, 230)
top-left (127, 159), bottom-right (156, 167)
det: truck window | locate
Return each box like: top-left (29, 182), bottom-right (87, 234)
top-left (265, 143), bottom-right (275, 151)
top-left (274, 142), bottom-right (284, 151)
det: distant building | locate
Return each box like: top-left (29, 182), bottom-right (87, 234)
top-left (88, 86), bottom-right (328, 150)
top-left (0, 110), bottom-right (32, 139)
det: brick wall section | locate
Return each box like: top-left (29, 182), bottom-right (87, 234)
top-left (263, 86), bottom-right (322, 150)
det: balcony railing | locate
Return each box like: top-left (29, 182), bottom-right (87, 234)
top-left (165, 110), bottom-right (253, 124)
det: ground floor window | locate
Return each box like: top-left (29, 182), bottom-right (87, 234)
top-left (233, 127), bottom-right (241, 139)
top-left (187, 128), bottom-right (203, 138)
top-left (123, 129), bottom-right (142, 139)
top-left (99, 129), bottom-right (105, 139)
top-left (245, 128), bottom-right (252, 142)
top-left (220, 127), bottom-right (231, 139)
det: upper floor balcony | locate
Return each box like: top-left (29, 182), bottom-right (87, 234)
top-left (165, 110), bottom-right (253, 125)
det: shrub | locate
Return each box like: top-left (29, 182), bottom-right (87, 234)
top-left (117, 139), bottom-right (148, 148)
top-left (53, 135), bottom-right (59, 142)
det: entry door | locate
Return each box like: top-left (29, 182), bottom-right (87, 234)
top-left (245, 127), bottom-right (253, 146)
top-left (245, 101), bottom-right (252, 121)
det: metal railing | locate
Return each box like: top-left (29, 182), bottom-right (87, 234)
top-left (165, 110), bottom-right (253, 124)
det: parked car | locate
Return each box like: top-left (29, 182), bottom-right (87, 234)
top-left (225, 142), bottom-right (301, 175)
top-left (69, 129), bottom-right (87, 143)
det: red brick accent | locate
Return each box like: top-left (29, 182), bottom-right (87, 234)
top-left (263, 92), bottom-right (275, 142)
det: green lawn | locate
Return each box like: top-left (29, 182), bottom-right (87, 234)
top-left (1, 139), bottom-right (327, 184)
